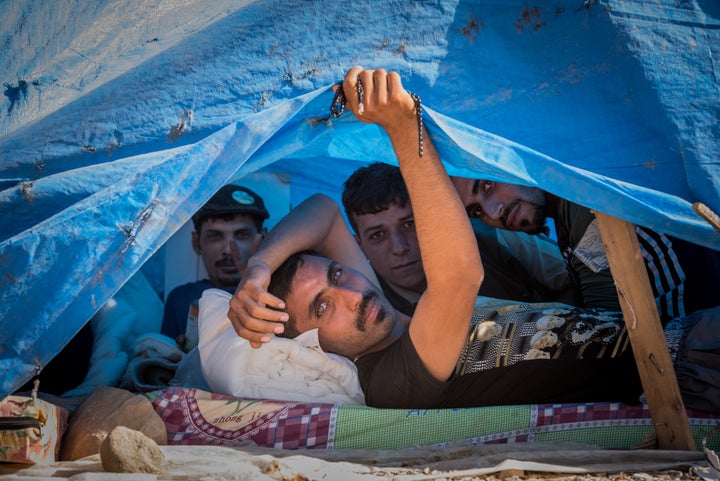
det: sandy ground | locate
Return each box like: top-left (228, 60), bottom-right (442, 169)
top-left (0, 443), bottom-right (714, 480)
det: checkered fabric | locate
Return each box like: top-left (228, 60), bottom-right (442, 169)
top-left (148, 387), bottom-right (336, 449)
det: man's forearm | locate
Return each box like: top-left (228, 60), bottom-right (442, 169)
top-left (250, 194), bottom-right (339, 270)
top-left (250, 193), bottom-right (376, 284)
top-left (386, 115), bottom-right (482, 293)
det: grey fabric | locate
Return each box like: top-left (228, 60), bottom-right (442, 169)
top-left (676, 307), bottom-right (720, 413)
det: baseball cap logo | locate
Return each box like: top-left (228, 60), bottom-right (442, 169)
top-left (232, 190), bottom-right (255, 206)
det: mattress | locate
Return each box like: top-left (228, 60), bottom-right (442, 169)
top-left (148, 387), bottom-right (720, 451)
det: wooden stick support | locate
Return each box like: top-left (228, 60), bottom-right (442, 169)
top-left (693, 202), bottom-right (720, 232)
top-left (595, 212), bottom-right (696, 451)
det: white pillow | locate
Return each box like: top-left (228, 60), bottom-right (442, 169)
top-left (198, 289), bottom-right (365, 405)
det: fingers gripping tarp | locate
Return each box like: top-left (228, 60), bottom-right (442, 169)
top-left (1, 0), bottom-right (718, 398)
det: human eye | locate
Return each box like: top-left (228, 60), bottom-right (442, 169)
top-left (402, 219), bottom-right (415, 230)
top-left (368, 230), bottom-right (385, 241)
top-left (235, 230), bottom-right (251, 240)
top-left (316, 301), bottom-right (327, 317)
top-left (467, 203), bottom-right (484, 219)
top-left (331, 266), bottom-right (343, 284)
top-left (481, 180), bottom-right (493, 193)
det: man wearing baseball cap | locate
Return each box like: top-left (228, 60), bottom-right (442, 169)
top-left (161, 184), bottom-right (269, 349)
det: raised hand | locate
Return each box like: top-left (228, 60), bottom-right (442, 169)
top-left (227, 259), bottom-right (288, 348)
top-left (341, 67), bottom-right (417, 137)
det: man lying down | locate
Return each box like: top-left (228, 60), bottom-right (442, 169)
top-left (209, 67), bottom-right (713, 411)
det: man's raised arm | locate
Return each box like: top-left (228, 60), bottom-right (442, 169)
top-left (342, 68), bottom-right (484, 381)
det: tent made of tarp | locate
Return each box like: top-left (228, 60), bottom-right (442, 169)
top-left (1, 0), bottom-right (719, 448)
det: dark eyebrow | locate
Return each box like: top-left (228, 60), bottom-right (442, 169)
top-left (361, 214), bottom-right (414, 236)
top-left (307, 261), bottom-right (340, 321)
top-left (361, 223), bottom-right (385, 237)
top-left (471, 179), bottom-right (480, 195)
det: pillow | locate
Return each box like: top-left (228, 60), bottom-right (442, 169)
top-left (116, 270), bottom-right (163, 351)
top-left (62, 299), bottom-right (134, 396)
top-left (198, 289), bottom-right (365, 405)
top-left (63, 271), bottom-right (163, 397)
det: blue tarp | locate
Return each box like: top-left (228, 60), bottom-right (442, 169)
top-left (1, 0), bottom-right (718, 399)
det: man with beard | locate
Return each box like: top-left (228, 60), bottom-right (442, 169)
top-left (450, 177), bottom-right (720, 323)
top-left (162, 184), bottom-right (268, 349)
top-left (341, 162), bottom-right (578, 316)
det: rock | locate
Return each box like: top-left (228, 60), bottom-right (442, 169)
top-left (61, 386), bottom-right (167, 461)
top-left (100, 426), bottom-right (164, 473)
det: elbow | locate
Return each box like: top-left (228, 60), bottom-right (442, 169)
top-left (306, 193), bottom-right (341, 215)
top-left (457, 255), bottom-right (484, 295)
top-left (307, 192), bottom-right (335, 206)
top-left (431, 257), bottom-right (484, 298)
top-left (468, 260), bottom-right (484, 295)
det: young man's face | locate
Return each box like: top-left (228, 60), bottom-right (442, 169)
top-left (193, 214), bottom-right (262, 288)
top-left (450, 177), bottom-right (548, 234)
top-left (283, 255), bottom-right (398, 359)
top-left (352, 204), bottom-right (426, 293)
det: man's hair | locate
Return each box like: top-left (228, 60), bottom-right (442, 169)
top-left (267, 250), bottom-right (324, 340)
top-left (341, 162), bottom-right (409, 233)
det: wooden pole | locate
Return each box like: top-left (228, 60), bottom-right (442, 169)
top-left (594, 212), bottom-right (696, 451)
top-left (693, 202), bottom-right (720, 232)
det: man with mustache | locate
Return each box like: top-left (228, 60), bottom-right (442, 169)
top-left (227, 68), bottom-right (642, 408)
top-left (450, 176), bottom-right (720, 323)
top-left (162, 184), bottom-right (268, 349)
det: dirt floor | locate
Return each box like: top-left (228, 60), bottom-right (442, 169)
top-left (0, 443), bottom-right (713, 481)
top-left (420, 471), bottom-right (695, 481)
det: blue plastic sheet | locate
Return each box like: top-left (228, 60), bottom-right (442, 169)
top-left (1, 0), bottom-right (718, 398)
